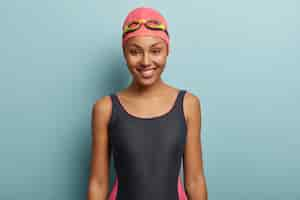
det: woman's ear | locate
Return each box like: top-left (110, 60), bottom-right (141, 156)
top-left (122, 47), bottom-right (126, 57)
top-left (166, 45), bottom-right (170, 56)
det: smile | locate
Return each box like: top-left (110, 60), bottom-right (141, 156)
top-left (137, 68), bottom-right (156, 78)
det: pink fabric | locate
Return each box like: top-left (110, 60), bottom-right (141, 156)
top-left (108, 176), bottom-right (187, 200)
top-left (122, 7), bottom-right (170, 54)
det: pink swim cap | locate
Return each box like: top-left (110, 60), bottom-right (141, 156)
top-left (122, 7), bottom-right (170, 54)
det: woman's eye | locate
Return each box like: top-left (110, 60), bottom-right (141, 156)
top-left (129, 50), bottom-right (139, 55)
top-left (152, 49), bottom-right (161, 54)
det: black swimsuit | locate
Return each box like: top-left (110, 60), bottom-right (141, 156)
top-left (108, 89), bottom-right (187, 200)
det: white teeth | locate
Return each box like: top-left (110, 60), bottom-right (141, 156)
top-left (139, 68), bottom-right (155, 78)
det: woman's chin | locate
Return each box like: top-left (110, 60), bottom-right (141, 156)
top-left (135, 76), bottom-right (158, 86)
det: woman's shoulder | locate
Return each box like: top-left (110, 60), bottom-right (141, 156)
top-left (182, 90), bottom-right (201, 122)
top-left (92, 95), bottom-right (113, 126)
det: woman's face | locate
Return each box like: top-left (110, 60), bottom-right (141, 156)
top-left (123, 36), bottom-right (169, 86)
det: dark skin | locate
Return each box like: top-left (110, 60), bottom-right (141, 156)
top-left (87, 36), bottom-right (208, 200)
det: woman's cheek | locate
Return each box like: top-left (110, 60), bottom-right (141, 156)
top-left (155, 57), bottom-right (167, 67)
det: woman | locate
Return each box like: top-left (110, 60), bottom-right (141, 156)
top-left (88, 7), bottom-right (207, 200)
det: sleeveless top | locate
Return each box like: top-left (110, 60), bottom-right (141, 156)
top-left (108, 89), bottom-right (187, 200)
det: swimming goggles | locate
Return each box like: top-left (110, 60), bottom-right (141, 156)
top-left (122, 18), bottom-right (169, 38)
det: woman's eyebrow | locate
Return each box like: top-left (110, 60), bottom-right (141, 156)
top-left (151, 42), bottom-right (163, 47)
top-left (128, 44), bottom-right (142, 48)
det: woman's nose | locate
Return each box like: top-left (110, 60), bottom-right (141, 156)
top-left (141, 53), bottom-right (151, 67)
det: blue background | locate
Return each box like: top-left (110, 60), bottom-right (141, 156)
top-left (0, 0), bottom-right (299, 199)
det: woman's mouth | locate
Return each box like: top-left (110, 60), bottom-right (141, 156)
top-left (137, 68), bottom-right (156, 78)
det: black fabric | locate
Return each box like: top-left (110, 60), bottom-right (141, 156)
top-left (108, 89), bottom-right (187, 200)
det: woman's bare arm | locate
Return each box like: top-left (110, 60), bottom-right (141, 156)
top-left (183, 92), bottom-right (208, 200)
top-left (87, 96), bottom-right (112, 200)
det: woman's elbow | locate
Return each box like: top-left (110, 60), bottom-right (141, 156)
top-left (87, 178), bottom-right (110, 200)
top-left (185, 175), bottom-right (208, 200)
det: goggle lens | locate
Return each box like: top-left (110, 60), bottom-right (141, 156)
top-left (127, 21), bottom-right (139, 29)
top-left (146, 20), bottom-right (161, 27)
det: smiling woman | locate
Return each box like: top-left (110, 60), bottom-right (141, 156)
top-left (123, 36), bottom-right (168, 85)
top-left (87, 6), bottom-right (207, 200)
